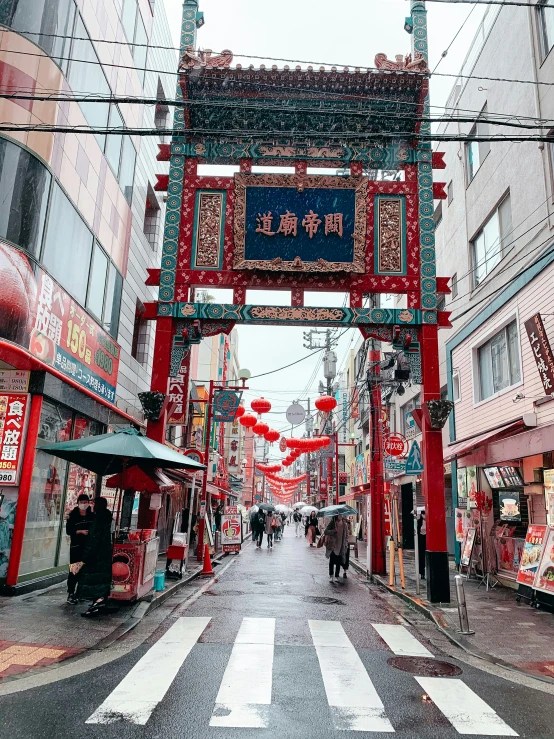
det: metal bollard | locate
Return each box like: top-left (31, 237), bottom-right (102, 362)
top-left (454, 575), bottom-right (475, 635)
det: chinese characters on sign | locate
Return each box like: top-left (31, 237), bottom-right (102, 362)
top-left (0, 371), bottom-right (29, 393)
top-left (167, 372), bottom-right (187, 425)
top-left (255, 210), bottom-right (343, 239)
top-left (525, 313), bottom-right (554, 394)
top-left (30, 269), bottom-right (119, 403)
top-left (0, 394), bottom-right (29, 484)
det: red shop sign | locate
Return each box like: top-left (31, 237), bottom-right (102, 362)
top-left (0, 393), bottom-right (29, 485)
top-left (384, 433), bottom-right (408, 458)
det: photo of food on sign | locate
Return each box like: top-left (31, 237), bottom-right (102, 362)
top-left (484, 466), bottom-right (505, 489)
top-left (499, 491), bottom-right (521, 522)
top-left (534, 529), bottom-right (554, 593)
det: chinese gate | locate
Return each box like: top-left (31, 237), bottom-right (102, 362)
top-left (143, 0), bottom-right (452, 602)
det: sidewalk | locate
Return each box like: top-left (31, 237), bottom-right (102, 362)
top-left (351, 542), bottom-right (554, 682)
top-left (0, 549), bottom-right (225, 681)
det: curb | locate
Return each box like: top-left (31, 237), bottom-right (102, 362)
top-left (349, 557), bottom-right (554, 688)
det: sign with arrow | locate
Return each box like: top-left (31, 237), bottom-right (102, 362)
top-left (405, 440), bottom-right (424, 475)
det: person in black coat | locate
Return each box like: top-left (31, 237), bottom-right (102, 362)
top-left (65, 494), bottom-right (95, 604)
top-left (79, 497), bottom-right (113, 616)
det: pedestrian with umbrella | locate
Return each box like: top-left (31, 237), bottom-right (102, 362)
top-left (317, 505), bottom-right (356, 581)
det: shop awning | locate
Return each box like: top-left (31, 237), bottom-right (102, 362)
top-left (106, 467), bottom-right (175, 493)
top-left (444, 420), bottom-right (525, 462)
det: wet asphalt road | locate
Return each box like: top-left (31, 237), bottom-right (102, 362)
top-left (1, 526), bottom-right (554, 739)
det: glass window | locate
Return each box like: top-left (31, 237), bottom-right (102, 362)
top-left (478, 321), bottom-right (521, 400)
top-left (119, 137), bottom-right (136, 204)
top-left (540, 0), bottom-right (554, 56)
top-left (103, 263), bottom-right (123, 338)
top-left (133, 11), bottom-right (148, 85)
top-left (0, 136), bottom-right (51, 256)
top-left (121, 0), bottom-right (137, 42)
top-left (67, 15), bottom-right (110, 149)
top-left (2, 0), bottom-right (76, 72)
top-left (472, 195), bottom-right (511, 286)
top-left (19, 400), bottom-right (73, 576)
top-left (452, 372), bottom-right (461, 402)
top-left (87, 243), bottom-right (108, 320)
top-left (451, 272), bottom-right (458, 298)
top-left (105, 106), bottom-right (124, 177)
top-left (466, 110), bottom-right (490, 183)
top-left (447, 181), bottom-right (453, 204)
top-left (42, 183), bottom-right (93, 304)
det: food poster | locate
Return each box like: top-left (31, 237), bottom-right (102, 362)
top-left (499, 491), bottom-right (521, 522)
top-left (455, 508), bottom-right (473, 543)
top-left (496, 534), bottom-right (525, 575)
top-left (466, 466), bottom-right (478, 507)
top-left (484, 466), bottom-right (505, 489)
top-left (457, 467), bottom-right (468, 499)
top-left (221, 513), bottom-right (242, 553)
top-left (544, 470), bottom-right (554, 527)
top-left (461, 528), bottom-right (476, 566)
top-left (500, 466), bottom-right (523, 487)
top-left (534, 528), bottom-right (554, 594)
top-left (517, 525), bottom-right (547, 586)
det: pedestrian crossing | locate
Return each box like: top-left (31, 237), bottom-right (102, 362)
top-left (85, 617), bottom-right (519, 735)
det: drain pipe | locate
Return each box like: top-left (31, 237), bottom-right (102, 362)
top-left (454, 575), bottom-right (475, 635)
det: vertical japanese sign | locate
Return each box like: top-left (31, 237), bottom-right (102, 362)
top-left (0, 394), bottom-right (29, 484)
top-left (525, 313), bottom-right (554, 395)
top-left (340, 389), bottom-right (348, 444)
top-left (167, 372), bottom-right (187, 425)
top-left (31, 270), bottom-right (119, 402)
top-left (228, 420), bottom-right (240, 472)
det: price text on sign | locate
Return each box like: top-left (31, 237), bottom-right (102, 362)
top-left (384, 434), bottom-right (408, 458)
top-left (0, 393), bottom-right (29, 484)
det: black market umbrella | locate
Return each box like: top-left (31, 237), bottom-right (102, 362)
top-left (37, 427), bottom-right (206, 476)
top-left (257, 503), bottom-right (275, 513)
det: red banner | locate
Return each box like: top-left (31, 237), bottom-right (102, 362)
top-left (0, 393), bottom-right (29, 485)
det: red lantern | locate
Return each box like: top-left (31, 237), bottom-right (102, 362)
top-left (319, 435), bottom-right (332, 447)
top-left (315, 395), bottom-right (337, 413)
top-left (264, 429), bottom-right (280, 443)
top-left (235, 405), bottom-right (245, 418)
top-left (239, 413), bottom-right (257, 428)
top-left (253, 421), bottom-right (269, 436)
top-left (251, 397), bottom-right (272, 415)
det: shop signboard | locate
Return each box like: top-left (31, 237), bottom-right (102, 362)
top-left (499, 491), bottom-right (521, 522)
top-left (545, 469), bottom-right (554, 527)
top-left (524, 313), bottom-right (554, 395)
top-left (354, 453), bottom-right (367, 486)
top-left (460, 528), bottom-right (476, 567)
top-left (457, 467), bottom-right (468, 499)
top-left (517, 525), bottom-right (547, 587)
top-left (213, 390), bottom-right (242, 422)
top-left (0, 370), bottom-right (29, 393)
top-left (167, 372), bottom-right (187, 425)
top-left (533, 528), bottom-right (554, 595)
top-left (0, 393), bottom-right (29, 485)
top-left (455, 508), bottom-right (473, 543)
top-left (384, 457), bottom-right (406, 473)
top-left (221, 512), bottom-right (242, 552)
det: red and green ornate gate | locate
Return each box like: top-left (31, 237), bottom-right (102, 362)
top-left (143, 0), bottom-right (452, 601)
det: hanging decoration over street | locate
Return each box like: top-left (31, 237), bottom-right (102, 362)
top-left (315, 395), bottom-right (338, 413)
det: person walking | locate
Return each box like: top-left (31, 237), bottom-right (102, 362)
top-left (293, 510), bottom-right (302, 537)
top-left (79, 497), bottom-right (113, 616)
top-left (305, 511), bottom-right (319, 547)
top-left (265, 511), bottom-right (277, 548)
top-left (65, 494), bottom-right (95, 604)
top-left (215, 504), bottom-right (224, 532)
top-left (417, 509), bottom-right (427, 580)
top-left (255, 509), bottom-right (266, 549)
top-left (324, 515), bottom-right (348, 583)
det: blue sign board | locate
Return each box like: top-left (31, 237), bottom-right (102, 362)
top-left (384, 458), bottom-right (407, 473)
top-left (244, 186), bottom-right (355, 264)
top-left (405, 440), bottom-right (424, 475)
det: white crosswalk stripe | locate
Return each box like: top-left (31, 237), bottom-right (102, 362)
top-left (371, 623), bottom-right (434, 657)
top-left (309, 619), bottom-right (395, 733)
top-left (416, 677), bottom-right (519, 736)
top-left (209, 617), bottom-right (275, 728)
top-left (85, 616), bottom-right (210, 725)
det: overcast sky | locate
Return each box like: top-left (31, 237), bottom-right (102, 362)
top-left (163, 0), bottom-right (484, 441)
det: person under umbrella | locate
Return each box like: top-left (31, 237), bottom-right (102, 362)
top-left (79, 497), bottom-right (113, 616)
top-left (323, 515), bottom-right (349, 583)
top-left (305, 510), bottom-right (319, 547)
top-left (65, 494), bottom-right (95, 604)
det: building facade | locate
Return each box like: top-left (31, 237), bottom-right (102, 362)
top-left (0, 0), bottom-right (177, 592)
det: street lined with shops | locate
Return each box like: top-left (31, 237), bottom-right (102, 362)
top-left (1, 532), bottom-right (553, 738)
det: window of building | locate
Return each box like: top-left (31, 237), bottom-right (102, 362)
top-left (86, 242), bottom-right (108, 320)
top-left (447, 180), bottom-right (453, 204)
top-left (433, 201), bottom-right (442, 228)
top-left (143, 183), bottom-right (161, 250)
top-left (477, 321), bottom-right (521, 401)
top-left (437, 294), bottom-right (446, 312)
top-left (120, 0), bottom-right (148, 85)
top-left (131, 299), bottom-right (148, 364)
top-left (0, 136), bottom-right (51, 256)
top-left (472, 194), bottom-right (512, 286)
top-left (119, 137), bottom-right (137, 206)
top-left (452, 371), bottom-right (461, 402)
top-left (42, 183), bottom-right (94, 304)
top-left (103, 263), bottom-right (123, 339)
top-left (451, 272), bottom-right (458, 298)
top-left (466, 108), bottom-right (490, 183)
top-left (539, 0), bottom-right (554, 57)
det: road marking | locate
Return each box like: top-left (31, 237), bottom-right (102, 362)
top-left (209, 617), bottom-right (275, 728)
top-left (416, 678), bottom-right (518, 736)
top-left (371, 623), bottom-right (433, 657)
top-left (309, 620), bottom-right (394, 733)
top-left (85, 616), bottom-right (210, 725)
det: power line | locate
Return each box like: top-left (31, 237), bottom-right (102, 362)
top-left (432, 3), bottom-right (478, 74)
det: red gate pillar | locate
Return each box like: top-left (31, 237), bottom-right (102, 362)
top-left (420, 323), bottom-right (450, 603)
top-left (140, 316), bottom-right (173, 529)
top-left (369, 349), bottom-right (386, 575)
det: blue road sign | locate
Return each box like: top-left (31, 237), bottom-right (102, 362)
top-left (405, 440), bottom-right (424, 475)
